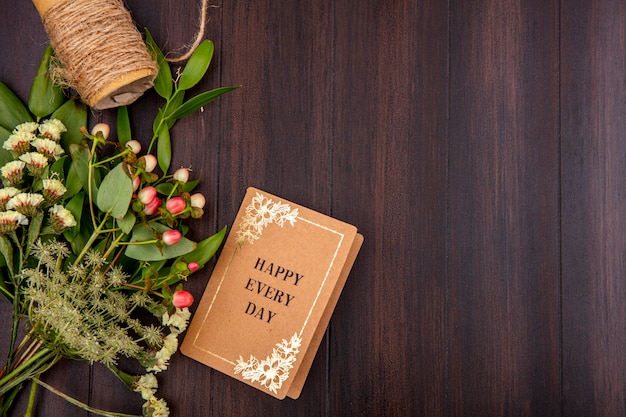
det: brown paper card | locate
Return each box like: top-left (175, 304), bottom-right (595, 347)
top-left (181, 187), bottom-right (363, 399)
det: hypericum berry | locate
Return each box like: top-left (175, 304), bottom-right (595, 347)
top-left (132, 175), bottom-right (141, 191)
top-left (138, 186), bottom-right (157, 205)
top-left (166, 197), bottom-right (186, 215)
top-left (172, 290), bottom-right (194, 308)
top-left (187, 261), bottom-right (199, 272)
top-left (126, 140), bottom-right (141, 154)
top-left (190, 193), bottom-right (206, 209)
top-left (143, 197), bottom-right (161, 215)
top-left (141, 154), bottom-right (158, 173)
top-left (162, 230), bottom-right (182, 246)
top-left (173, 167), bottom-right (189, 183)
top-left (91, 123), bottom-right (110, 139)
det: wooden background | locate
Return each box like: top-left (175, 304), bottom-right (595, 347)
top-left (1, 0), bottom-right (625, 416)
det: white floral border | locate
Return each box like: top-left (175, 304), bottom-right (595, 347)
top-left (233, 332), bottom-right (302, 394)
top-left (235, 192), bottom-right (299, 247)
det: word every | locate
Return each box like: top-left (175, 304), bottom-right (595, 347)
top-left (243, 258), bottom-right (304, 324)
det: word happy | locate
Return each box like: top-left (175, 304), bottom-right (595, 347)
top-left (243, 257), bottom-right (304, 323)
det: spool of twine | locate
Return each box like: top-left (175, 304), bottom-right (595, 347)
top-left (32, 0), bottom-right (158, 110)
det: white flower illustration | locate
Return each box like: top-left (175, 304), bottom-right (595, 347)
top-left (234, 332), bottom-right (301, 394)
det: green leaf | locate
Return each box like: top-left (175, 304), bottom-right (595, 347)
top-left (96, 163), bottom-right (133, 219)
top-left (26, 211), bottom-right (44, 257)
top-left (169, 86), bottom-right (239, 120)
top-left (155, 182), bottom-right (174, 196)
top-left (116, 106), bottom-right (132, 145)
top-left (0, 235), bottom-right (14, 278)
top-left (157, 126), bottom-right (171, 173)
top-left (178, 40), bottom-right (214, 91)
top-left (28, 46), bottom-right (66, 118)
top-left (69, 144), bottom-right (91, 192)
top-left (145, 29), bottom-right (173, 99)
top-left (0, 81), bottom-right (32, 130)
top-left (0, 268), bottom-right (13, 302)
top-left (0, 126), bottom-right (12, 170)
top-left (182, 179), bottom-right (199, 193)
top-left (63, 192), bottom-right (85, 241)
top-left (52, 99), bottom-right (87, 149)
top-left (118, 210), bottom-right (136, 235)
top-left (0, 125), bottom-right (10, 142)
top-left (181, 225), bottom-right (227, 266)
top-left (125, 223), bottom-right (196, 261)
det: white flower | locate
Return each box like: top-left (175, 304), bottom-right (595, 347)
top-left (31, 138), bottom-right (64, 160)
top-left (39, 119), bottom-right (66, 141)
top-left (1, 160), bottom-right (25, 186)
top-left (48, 204), bottom-right (77, 232)
top-left (42, 178), bottom-right (67, 203)
top-left (143, 397), bottom-right (170, 417)
top-left (13, 122), bottom-right (39, 134)
top-left (19, 152), bottom-right (48, 176)
top-left (3, 131), bottom-right (36, 154)
top-left (134, 373), bottom-right (158, 400)
top-left (0, 187), bottom-right (20, 209)
top-left (0, 210), bottom-right (28, 233)
top-left (147, 333), bottom-right (178, 373)
top-left (7, 193), bottom-right (44, 217)
top-left (162, 308), bottom-right (191, 335)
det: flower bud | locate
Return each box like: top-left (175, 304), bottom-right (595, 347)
top-left (173, 167), bottom-right (189, 183)
top-left (166, 197), bottom-right (186, 215)
top-left (190, 193), bottom-right (206, 209)
top-left (141, 154), bottom-right (158, 173)
top-left (188, 261), bottom-right (199, 272)
top-left (162, 230), bottom-right (182, 246)
top-left (91, 123), bottom-right (110, 139)
top-left (132, 175), bottom-right (141, 191)
top-left (126, 140), bottom-right (141, 154)
top-left (138, 186), bottom-right (157, 205)
top-left (143, 197), bottom-right (161, 215)
top-left (172, 290), bottom-right (194, 308)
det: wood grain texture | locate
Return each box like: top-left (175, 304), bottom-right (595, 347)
top-left (448, 1), bottom-right (561, 416)
top-left (560, 1), bottom-right (626, 416)
top-left (331, 0), bottom-right (448, 415)
top-left (0, 0), bottom-right (624, 416)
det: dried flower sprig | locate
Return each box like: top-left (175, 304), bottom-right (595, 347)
top-left (0, 35), bottom-right (234, 417)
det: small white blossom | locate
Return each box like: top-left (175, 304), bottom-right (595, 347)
top-left (0, 187), bottom-right (20, 209)
top-left (42, 178), bottom-right (67, 203)
top-left (134, 373), bottom-right (158, 400)
top-left (31, 138), bottom-right (65, 160)
top-left (19, 152), bottom-right (48, 176)
top-left (39, 119), bottom-right (66, 141)
top-left (49, 204), bottom-right (77, 232)
top-left (1, 160), bottom-right (25, 186)
top-left (3, 131), bottom-right (36, 154)
top-left (7, 193), bottom-right (44, 217)
top-left (163, 308), bottom-right (191, 335)
top-left (13, 122), bottom-right (39, 134)
top-left (143, 397), bottom-right (170, 417)
top-left (147, 333), bottom-right (178, 373)
top-left (0, 210), bottom-right (28, 233)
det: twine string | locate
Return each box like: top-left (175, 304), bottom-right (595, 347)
top-left (166, 0), bottom-right (211, 63)
top-left (42, 0), bottom-right (158, 108)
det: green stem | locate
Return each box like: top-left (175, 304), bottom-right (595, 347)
top-left (88, 139), bottom-right (100, 228)
top-left (33, 379), bottom-right (141, 417)
top-left (24, 378), bottom-right (38, 417)
top-left (73, 212), bottom-right (109, 266)
top-left (92, 149), bottom-right (131, 167)
top-left (0, 348), bottom-right (58, 396)
top-left (102, 232), bottom-right (126, 260)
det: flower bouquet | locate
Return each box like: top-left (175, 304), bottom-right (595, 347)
top-left (0, 31), bottom-right (236, 416)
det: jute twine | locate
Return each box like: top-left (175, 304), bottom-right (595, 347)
top-left (38, 0), bottom-right (158, 110)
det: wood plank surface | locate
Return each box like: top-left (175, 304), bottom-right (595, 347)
top-left (0, 0), bottom-right (624, 416)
